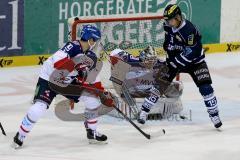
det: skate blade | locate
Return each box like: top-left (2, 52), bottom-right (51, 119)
top-left (88, 139), bottom-right (108, 145)
top-left (11, 142), bottom-right (22, 149)
top-left (216, 126), bottom-right (223, 132)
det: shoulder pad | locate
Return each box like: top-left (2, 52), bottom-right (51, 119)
top-left (85, 50), bottom-right (98, 70)
top-left (61, 41), bottom-right (83, 58)
top-left (179, 20), bottom-right (201, 46)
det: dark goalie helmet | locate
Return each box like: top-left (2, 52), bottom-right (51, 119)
top-left (163, 4), bottom-right (182, 20)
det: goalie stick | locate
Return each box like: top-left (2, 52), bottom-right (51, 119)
top-left (99, 42), bottom-right (140, 118)
top-left (113, 102), bottom-right (151, 139)
top-left (0, 122), bottom-right (6, 136)
top-left (121, 82), bottom-right (139, 118)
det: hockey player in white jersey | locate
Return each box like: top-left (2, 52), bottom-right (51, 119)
top-left (13, 25), bottom-right (114, 148)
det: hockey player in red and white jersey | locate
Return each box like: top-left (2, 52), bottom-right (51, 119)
top-left (13, 25), bottom-right (114, 148)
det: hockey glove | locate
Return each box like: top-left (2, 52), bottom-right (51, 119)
top-left (167, 47), bottom-right (193, 69)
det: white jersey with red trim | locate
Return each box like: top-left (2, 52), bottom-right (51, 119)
top-left (39, 41), bottom-right (98, 83)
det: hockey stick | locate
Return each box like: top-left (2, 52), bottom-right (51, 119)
top-left (99, 42), bottom-right (140, 118)
top-left (113, 103), bottom-right (151, 139)
top-left (113, 104), bottom-right (151, 139)
top-left (49, 66), bottom-right (163, 139)
top-left (0, 122), bottom-right (6, 136)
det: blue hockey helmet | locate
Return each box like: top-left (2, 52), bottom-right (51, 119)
top-left (80, 25), bottom-right (101, 42)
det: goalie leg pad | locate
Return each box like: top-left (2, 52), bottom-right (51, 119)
top-left (141, 86), bottom-right (160, 112)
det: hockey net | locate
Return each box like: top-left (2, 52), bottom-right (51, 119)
top-left (54, 16), bottom-right (182, 120)
top-left (71, 15), bottom-right (179, 86)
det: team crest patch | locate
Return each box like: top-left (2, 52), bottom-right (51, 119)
top-left (188, 34), bottom-right (194, 45)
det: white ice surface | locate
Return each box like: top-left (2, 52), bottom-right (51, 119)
top-left (0, 53), bottom-right (240, 160)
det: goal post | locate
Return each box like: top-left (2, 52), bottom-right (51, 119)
top-left (69, 15), bottom-right (180, 86)
top-left (71, 15), bottom-right (164, 41)
top-left (70, 15), bottom-right (167, 57)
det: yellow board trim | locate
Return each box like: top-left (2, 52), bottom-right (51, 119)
top-left (203, 42), bottom-right (240, 53)
top-left (0, 54), bottom-right (50, 68)
top-left (0, 42), bottom-right (239, 68)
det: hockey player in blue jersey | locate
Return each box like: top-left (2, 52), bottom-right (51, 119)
top-left (12, 25), bottom-right (115, 148)
top-left (137, 4), bottom-right (222, 129)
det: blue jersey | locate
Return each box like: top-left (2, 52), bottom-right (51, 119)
top-left (111, 49), bottom-right (143, 67)
top-left (61, 41), bottom-right (83, 58)
top-left (163, 20), bottom-right (205, 68)
top-left (123, 54), bottom-right (142, 67)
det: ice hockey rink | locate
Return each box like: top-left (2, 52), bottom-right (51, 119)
top-left (0, 52), bottom-right (240, 160)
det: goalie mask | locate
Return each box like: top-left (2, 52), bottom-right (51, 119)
top-left (139, 45), bottom-right (157, 69)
